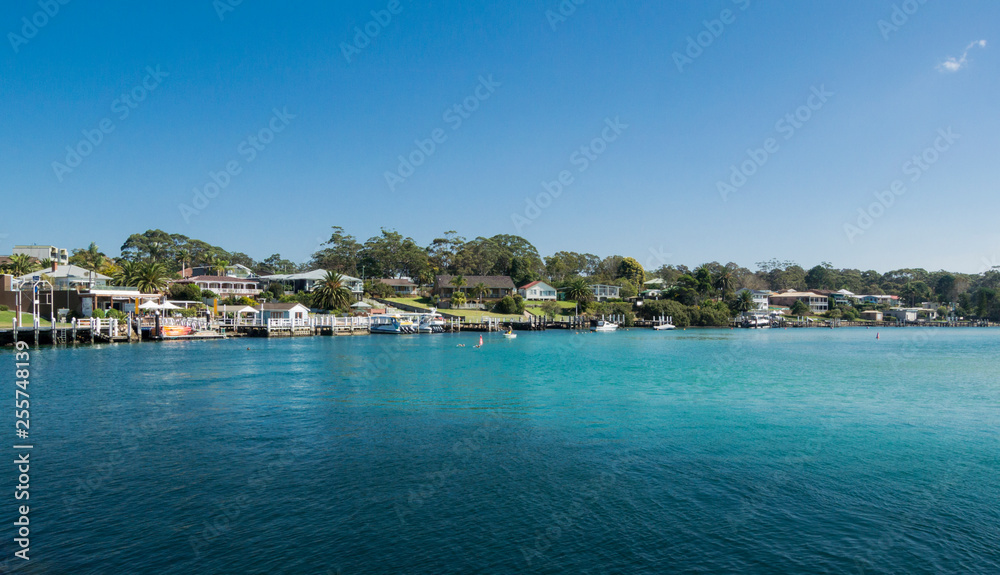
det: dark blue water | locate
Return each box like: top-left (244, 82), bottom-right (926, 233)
top-left (3, 328), bottom-right (999, 573)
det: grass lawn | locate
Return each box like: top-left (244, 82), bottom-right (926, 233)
top-left (0, 310), bottom-right (53, 328)
top-left (524, 300), bottom-right (579, 317)
top-left (382, 297), bottom-right (526, 323)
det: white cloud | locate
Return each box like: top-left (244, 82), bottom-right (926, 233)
top-left (937, 39), bottom-right (987, 72)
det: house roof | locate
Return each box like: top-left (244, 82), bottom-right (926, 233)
top-left (263, 269), bottom-right (361, 283)
top-left (436, 275), bottom-right (515, 289)
top-left (518, 280), bottom-right (555, 290)
top-left (260, 302), bottom-right (310, 311)
top-left (379, 278), bottom-right (417, 287)
top-left (177, 275), bottom-right (259, 284)
top-left (17, 264), bottom-right (109, 281)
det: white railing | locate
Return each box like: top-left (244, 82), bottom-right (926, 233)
top-left (162, 317), bottom-right (209, 330)
top-left (311, 316), bottom-right (371, 328)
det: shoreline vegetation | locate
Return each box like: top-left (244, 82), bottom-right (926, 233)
top-left (3, 228), bottom-right (999, 332)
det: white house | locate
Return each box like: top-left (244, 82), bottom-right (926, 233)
top-left (885, 308), bottom-right (919, 323)
top-left (590, 284), bottom-right (621, 301)
top-left (518, 280), bottom-right (557, 301)
top-left (860, 294), bottom-right (899, 306)
top-left (17, 263), bottom-right (110, 289)
top-left (831, 289), bottom-right (858, 306)
top-left (735, 288), bottom-right (770, 312)
top-left (174, 275), bottom-right (262, 298)
top-left (259, 302), bottom-right (310, 321)
top-left (261, 269), bottom-right (363, 296)
top-left (644, 278), bottom-right (666, 287)
top-left (769, 290), bottom-right (829, 314)
top-left (188, 263), bottom-right (257, 278)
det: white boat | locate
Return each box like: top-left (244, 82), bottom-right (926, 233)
top-left (503, 331), bottom-right (517, 339)
top-left (591, 320), bottom-right (618, 332)
top-left (370, 314), bottom-right (418, 334)
top-left (653, 322), bottom-right (675, 330)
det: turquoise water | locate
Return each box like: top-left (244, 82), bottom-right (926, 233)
top-left (4, 328), bottom-right (999, 573)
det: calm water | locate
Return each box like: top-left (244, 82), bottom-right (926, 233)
top-left (3, 328), bottom-right (999, 574)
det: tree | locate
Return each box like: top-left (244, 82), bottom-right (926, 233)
top-left (312, 271), bottom-right (353, 310)
top-left (714, 269), bottom-right (734, 297)
top-left (426, 231), bottom-right (466, 274)
top-left (540, 300), bottom-right (562, 321)
top-left (169, 282), bottom-right (202, 301)
top-left (791, 300), bottom-right (810, 316)
top-left (617, 257), bottom-right (645, 287)
top-left (470, 282), bottom-right (489, 304)
top-left (211, 258), bottom-right (230, 276)
top-left (564, 277), bottom-right (592, 314)
top-left (451, 291), bottom-right (467, 307)
top-left (5, 254), bottom-right (38, 276)
top-left (134, 262), bottom-right (171, 294)
top-left (734, 290), bottom-right (755, 314)
top-left (449, 275), bottom-right (467, 294)
top-left (312, 226), bottom-right (362, 275)
top-left (112, 260), bottom-right (140, 287)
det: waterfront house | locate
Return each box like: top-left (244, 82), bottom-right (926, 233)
top-left (174, 275), bottom-right (262, 298)
top-left (590, 284), bottom-right (621, 301)
top-left (13, 244), bottom-right (69, 265)
top-left (434, 275), bottom-right (515, 300)
top-left (885, 308), bottom-right (919, 323)
top-left (644, 278), bottom-right (667, 288)
top-left (260, 269), bottom-right (363, 297)
top-left (831, 289), bottom-right (858, 306)
top-left (379, 278), bottom-right (419, 296)
top-left (259, 302), bottom-right (309, 322)
top-left (861, 310), bottom-right (883, 322)
top-left (769, 290), bottom-right (829, 314)
top-left (187, 263), bottom-right (257, 279)
top-left (860, 294), bottom-right (899, 306)
top-left (518, 280), bottom-right (557, 301)
top-left (735, 288), bottom-right (771, 312)
top-left (17, 263), bottom-right (110, 289)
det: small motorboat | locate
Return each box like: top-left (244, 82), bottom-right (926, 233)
top-left (653, 322), bottom-right (675, 330)
top-left (591, 320), bottom-right (618, 332)
top-left (503, 329), bottom-right (517, 339)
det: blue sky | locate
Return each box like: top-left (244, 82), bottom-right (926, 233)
top-left (2, 0), bottom-right (998, 273)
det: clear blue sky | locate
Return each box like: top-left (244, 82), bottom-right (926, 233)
top-left (2, 0), bottom-right (998, 273)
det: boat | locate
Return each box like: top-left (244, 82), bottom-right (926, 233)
top-left (160, 325), bottom-right (193, 338)
top-left (652, 322), bottom-right (675, 330)
top-left (503, 328), bottom-right (517, 339)
top-left (591, 320), bottom-right (618, 332)
top-left (370, 314), bottom-right (418, 334)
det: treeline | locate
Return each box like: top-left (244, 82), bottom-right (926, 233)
top-left (36, 226), bottom-right (1000, 322)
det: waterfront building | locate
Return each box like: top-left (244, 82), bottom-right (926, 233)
top-left (433, 275), bottom-right (515, 300)
top-left (12, 244), bottom-right (69, 265)
top-left (518, 280), bottom-right (557, 301)
top-left (16, 263), bottom-right (110, 289)
top-left (174, 275), bottom-right (262, 298)
top-left (259, 302), bottom-right (310, 322)
top-left (769, 290), bottom-right (829, 314)
top-left (378, 278), bottom-right (419, 296)
top-left (589, 284), bottom-right (621, 301)
top-left (261, 269), bottom-right (363, 297)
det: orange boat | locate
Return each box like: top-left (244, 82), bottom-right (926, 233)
top-left (160, 325), bottom-right (193, 338)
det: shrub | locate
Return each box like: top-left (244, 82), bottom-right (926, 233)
top-left (0, 305), bottom-right (8, 312)
top-left (451, 292), bottom-right (467, 307)
top-left (91, 309), bottom-right (107, 318)
top-left (493, 295), bottom-right (526, 315)
top-left (201, 289), bottom-right (218, 299)
top-left (791, 300), bottom-right (810, 316)
top-left (168, 283), bottom-right (202, 301)
top-left (107, 308), bottom-right (127, 320)
top-left (539, 300), bottom-right (562, 320)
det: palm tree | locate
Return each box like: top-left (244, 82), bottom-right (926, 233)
top-left (449, 275), bottom-right (467, 299)
top-left (134, 262), bottom-right (170, 294)
top-left (211, 259), bottom-right (230, 276)
top-left (112, 260), bottom-right (140, 287)
top-left (176, 248), bottom-right (193, 277)
top-left (79, 242), bottom-right (106, 288)
top-left (735, 290), bottom-right (755, 314)
top-left (714, 270), bottom-right (734, 298)
top-left (564, 277), bottom-right (592, 315)
top-left (6, 254), bottom-right (38, 276)
top-left (39, 258), bottom-right (54, 270)
top-left (470, 282), bottom-right (488, 304)
top-left (312, 271), bottom-right (352, 310)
